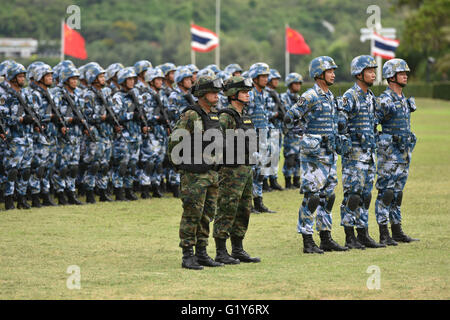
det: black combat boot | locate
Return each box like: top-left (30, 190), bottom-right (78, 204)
top-left (56, 191), bottom-right (68, 205)
top-left (262, 178), bottom-right (272, 192)
top-left (140, 185), bottom-right (151, 199)
top-left (214, 238), bottom-right (240, 265)
top-left (344, 226), bottom-right (365, 250)
top-left (195, 245), bottom-right (224, 267)
top-left (182, 246), bottom-right (203, 270)
top-left (269, 177), bottom-right (284, 191)
top-left (379, 224), bottom-right (398, 246)
top-left (172, 184), bottom-right (180, 198)
top-left (17, 194), bottom-right (31, 209)
top-left (66, 190), bottom-right (83, 205)
top-left (253, 197), bottom-right (276, 213)
top-left (302, 234), bottom-right (324, 254)
top-left (151, 184), bottom-right (163, 198)
top-left (293, 176), bottom-right (301, 188)
top-left (31, 193), bottom-right (42, 208)
top-left (356, 227), bottom-right (386, 248)
top-left (99, 188), bottom-right (113, 202)
top-left (319, 231), bottom-right (348, 252)
top-left (114, 187), bottom-right (127, 201)
top-left (41, 193), bottom-right (56, 206)
top-left (391, 223), bottom-right (419, 243)
top-left (285, 176), bottom-right (292, 189)
top-left (85, 189), bottom-right (96, 204)
top-left (125, 188), bottom-right (138, 201)
top-left (230, 236), bottom-right (261, 263)
top-left (4, 195), bottom-right (15, 210)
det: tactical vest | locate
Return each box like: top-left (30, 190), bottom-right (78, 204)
top-left (347, 90), bottom-right (376, 150)
top-left (219, 108), bottom-right (255, 167)
top-left (381, 98), bottom-right (411, 135)
top-left (304, 89), bottom-right (336, 137)
top-left (178, 104), bottom-right (222, 173)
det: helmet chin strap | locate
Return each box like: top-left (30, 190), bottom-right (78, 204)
top-left (388, 74), bottom-right (406, 88)
top-left (358, 72), bottom-right (373, 87)
top-left (200, 96), bottom-right (217, 108)
top-left (318, 74), bottom-right (333, 86)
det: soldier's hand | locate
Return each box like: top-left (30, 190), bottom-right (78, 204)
top-left (101, 114), bottom-right (107, 121)
top-left (0, 133), bottom-right (5, 140)
top-left (114, 125), bottom-right (122, 133)
top-left (142, 126), bottom-right (148, 134)
top-left (61, 127), bottom-right (67, 135)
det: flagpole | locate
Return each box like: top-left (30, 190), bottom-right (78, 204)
top-left (190, 21), bottom-right (196, 66)
top-left (215, 0), bottom-right (220, 68)
top-left (285, 24), bottom-right (289, 78)
top-left (60, 19), bottom-right (64, 62)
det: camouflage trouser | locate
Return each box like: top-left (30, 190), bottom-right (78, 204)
top-left (179, 170), bottom-right (219, 248)
top-left (53, 138), bottom-right (81, 193)
top-left (112, 138), bottom-right (140, 189)
top-left (29, 140), bottom-right (57, 195)
top-left (138, 133), bottom-right (160, 186)
top-left (267, 129), bottom-right (281, 179)
top-left (153, 127), bottom-right (168, 186)
top-left (375, 162), bottom-right (409, 225)
top-left (340, 159), bottom-right (376, 228)
top-left (213, 165), bottom-right (253, 240)
top-left (252, 130), bottom-right (271, 198)
top-left (83, 138), bottom-right (113, 191)
top-left (282, 131), bottom-right (301, 178)
top-left (3, 141), bottom-right (33, 196)
top-left (297, 158), bottom-right (337, 235)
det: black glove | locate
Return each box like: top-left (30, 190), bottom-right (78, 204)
top-left (133, 111), bottom-right (141, 121)
top-left (22, 115), bottom-right (35, 125)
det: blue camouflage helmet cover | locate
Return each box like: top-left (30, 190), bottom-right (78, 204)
top-left (145, 67), bottom-right (164, 82)
top-left (382, 58), bottom-right (410, 79)
top-left (34, 64), bottom-right (53, 82)
top-left (158, 62), bottom-right (177, 76)
top-left (205, 64), bottom-right (221, 74)
top-left (248, 62), bottom-right (270, 79)
top-left (0, 60), bottom-right (16, 77)
top-left (59, 65), bottom-right (80, 84)
top-left (197, 68), bottom-right (216, 78)
top-left (186, 64), bottom-right (199, 73)
top-left (105, 63), bottom-right (124, 81)
top-left (6, 62), bottom-right (26, 81)
top-left (309, 56), bottom-right (338, 79)
top-left (285, 72), bottom-right (304, 87)
top-left (53, 60), bottom-right (75, 81)
top-left (217, 70), bottom-right (232, 81)
top-left (134, 60), bottom-right (152, 75)
top-left (174, 66), bottom-right (193, 83)
top-left (350, 55), bottom-right (377, 76)
top-left (85, 64), bottom-right (106, 84)
top-left (224, 63), bottom-right (243, 75)
top-left (268, 69), bottom-right (282, 82)
top-left (117, 66), bottom-right (137, 84)
top-left (26, 61), bottom-right (45, 81)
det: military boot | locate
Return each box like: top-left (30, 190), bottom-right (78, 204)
top-left (31, 193), bottom-right (42, 208)
top-left (391, 223), bottom-right (419, 243)
top-left (41, 193), bottom-right (56, 206)
top-left (85, 189), bottom-right (96, 204)
top-left (172, 184), bottom-right (180, 198)
top-left (214, 238), bottom-right (240, 265)
top-left (4, 195), bottom-right (15, 210)
top-left (302, 234), bottom-right (324, 254)
top-left (253, 197), bottom-right (276, 213)
top-left (269, 177), bottom-right (284, 191)
top-left (285, 176), bottom-right (292, 189)
top-left (56, 191), bottom-right (68, 205)
top-left (293, 176), bottom-right (301, 188)
top-left (99, 188), bottom-right (113, 202)
top-left (114, 187), bottom-right (127, 201)
top-left (356, 227), bottom-right (386, 248)
top-left (66, 190), bottom-right (83, 205)
top-left (125, 188), bottom-right (138, 201)
top-left (152, 184), bottom-right (164, 198)
top-left (319, 231), bottom-right (348, 252)
top-left (262, 178), bottom-right (272, 192)
top-left (16, 194), bottom-right (31, 210)
top-left (230, 236), bottom-right (261, 263)
top-left (140, 185), bottom-right (151, 199)
top-left (182, 246), bottom-right (203, 270)
top-left (344, 226), bottom-right (365, 250)
top-left (379, 224), bottom-right (398, 246)
top-left (195, 245), bottom-right (224, 267)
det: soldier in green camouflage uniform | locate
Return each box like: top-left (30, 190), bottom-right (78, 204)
top-left (168, 75), bottom-right (224, 270)
top-left (213, 76), bottom-right (261, 264)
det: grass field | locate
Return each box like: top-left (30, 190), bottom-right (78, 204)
top-left (0, 98), bottom-right (449, 300)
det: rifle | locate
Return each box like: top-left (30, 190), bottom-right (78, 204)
top-left (268, 89), bottom-right (287, 123)
top-left (0, 116), bottom-right (10, 148)
top-left (61, 89), bottom-right (96, 142)
top-left (128, 88), bottom-right (149, 136)
top-left (94, 87), bottom-right (122, 135)
top-left (38, 86), bottom-right (69, 140)
top-left (8, 87), bottom-right (49, 140)
top-left (152, 93), bottom-right (171, 133)
top-left (183, 93), bottom-right (196, 106)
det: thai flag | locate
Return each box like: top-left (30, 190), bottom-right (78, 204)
top-left (371, 32), bottom-right (400, 60)
top-left (191, 23), bottom-right (219, 53)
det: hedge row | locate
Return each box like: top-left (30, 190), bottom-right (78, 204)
top-left (276, 82), bottom-right (450, 100)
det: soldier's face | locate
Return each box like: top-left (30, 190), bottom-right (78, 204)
top-left (270, 78), bottom-right (279, 88)
top-left (362, 67), bottom-right (376, 85)
top-left (204, 92), bottom-right (219, 105)
top-left (290, 82), bottom-right (301, 93)
top-left (238, 90), bottom-right (250, 103)
top-left (191, 73), bottom-right (197, 82)
top-left (324, 69), bottom-right (335, 84)
top-left (43, 73), bottom-right (53, 86)
top-left (125, 77), bottom-right (135, 90)
top-left (396, 72), bottom-right (408, 86)
top-left (16, 73), bottom-right (26, 87)
top-left (232, 71), bottom-right (241, 77)
top-left (181, 77), bottom-right (192, 89)
top-left (167, 71), bottom-right (175, 82)
top-left (97, 73), bottom-right (106, 87)
top-left (67, 77), bottom-right (79, 89)
top-left (255, 74), bottom-right (268, 88)
top-left (152, 77), bottom-right (163, 89)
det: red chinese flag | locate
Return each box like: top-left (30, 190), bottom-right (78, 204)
top-left (64, 23), bottom-right (88, 60)
top-left (286, 27), bottom-right (311, 55)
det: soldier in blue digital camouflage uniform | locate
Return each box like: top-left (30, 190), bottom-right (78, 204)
top-left (83, 64), bottom-right (117, 203)
top-left (265, 68), bottom-right (284, 191)
top-left (285, 56), bottom-right (348, 253)
top-left (280, 72), bottom-right (303, 189)
top-left (167, 66), bottom-right (195, 197)
top-left (216, 70), bottom-right (232, 110)
top-left (247, 62), bottom-right (276, 213)
top-left (375, 58), bottom-right (419, 244)
top-left (105, 63), bottom-right (124, 96)
top-left (224, 63), bottom-right (243, 77)
top-left (159, 62), bottom-right (177, 100)
top-left (112, 67), bottom-right (148, 201)
top-left (1, 63), bottom-right (34, 210)
top-left (338, 55), bottom-right (385, 249)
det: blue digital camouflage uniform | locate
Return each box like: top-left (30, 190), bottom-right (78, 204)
top-left (265, 85), bottom-right (282, 182)
top-left (339, 83), bottom-right (377, 229)
top-left (375, 87), bottom-right (417, 225)
top-left (285, 83), bottom-right (339, 235)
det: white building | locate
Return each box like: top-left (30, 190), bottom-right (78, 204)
top-left (0, 38), bottom-right (38, 58)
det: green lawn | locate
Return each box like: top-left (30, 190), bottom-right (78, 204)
top-left (0, 98), bottom-right (449, 299)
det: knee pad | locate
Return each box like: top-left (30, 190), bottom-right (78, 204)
top-left (144, 162), bottom-right (155, 175)
top-left (325, 193), bottom-right (336, 212)
top-left (285, 155), bottom-right (296, 168)
top-left (89, 162), bottom-right (100, 175)
top-left (20, 168), bottom-right (31, 181)
top-left (380, 189), bottom-right (394, 206)
top-left (36, 166), bottom-right (46, 179)
top-left (363, 193), bottom-right (372, 210)
top-left (304, 193), bottom-right (320, 213)
top-left (347, 193), bottom-right (361, 212)
top-left (395, 191), bottom-right (403, 206)
top-left (7, 168), bottom-right (19, 182)
top-left (59, 166), bottom-right (69, 179)
top-left (69, 165), bottom-right (79, 179)
top-left (118, 162), bottom-right (128, 176)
